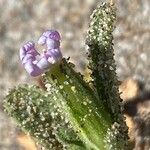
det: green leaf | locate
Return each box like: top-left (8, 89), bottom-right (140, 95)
top-left (3, 85), bottom-right (85, 150)
top-left (86, 2), bottom-right (120, 120)
top-left (86, 2), bottom-right (129, 149)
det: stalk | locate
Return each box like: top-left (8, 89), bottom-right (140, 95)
top-left (43, 59), bottom-right (112, 149)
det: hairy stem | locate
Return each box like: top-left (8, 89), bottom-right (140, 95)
top-left (43, 59), bottom-right (112, 149)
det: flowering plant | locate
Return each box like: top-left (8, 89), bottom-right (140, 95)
top-left (3, 2), bottom-right (130, 150)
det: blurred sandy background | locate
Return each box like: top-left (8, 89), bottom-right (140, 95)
top-left (0, 0), bottom-right (150, 149)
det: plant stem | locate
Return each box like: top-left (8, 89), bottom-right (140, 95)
top-left (43, 59), bottom-right (113, 149)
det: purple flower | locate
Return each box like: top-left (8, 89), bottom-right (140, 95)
top-left (38, 30), bottom-right (61, 49)
top-left (20, 30), bottom-right (62, 77)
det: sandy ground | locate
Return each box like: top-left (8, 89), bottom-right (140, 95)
top-left (0, 0), bottom-right (149, 149)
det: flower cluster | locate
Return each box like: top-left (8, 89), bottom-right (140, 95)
top-left (20, 30), bottom-right (62, 77)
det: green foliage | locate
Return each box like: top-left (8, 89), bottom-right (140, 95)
top-left (4, 85), bottom-right (86, 150)
top-left (86, 3), bottom-right (129, 149)
top-left (3, 2), bottom-right (130, 150)
top-left (86, 2), bottom-right (119, 120)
